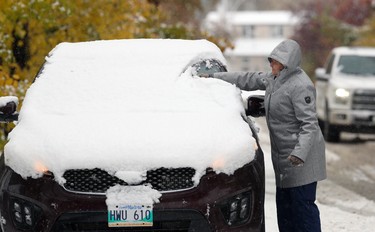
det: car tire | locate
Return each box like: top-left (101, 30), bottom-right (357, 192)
top-left (318, 119), bottom-right (324, 133)
top-left (323, 106), bottom-right (340, 142)
top-left (261, 211), bottom-right (265, 232)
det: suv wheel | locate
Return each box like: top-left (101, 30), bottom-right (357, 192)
top-left (323, 107), bottom-right (340, 142)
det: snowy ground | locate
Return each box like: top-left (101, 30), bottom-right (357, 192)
top-left (254, 118), bottom-right (375, 232)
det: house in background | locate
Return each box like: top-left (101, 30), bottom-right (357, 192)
top-left (204, 11), bottom-right (299, 71)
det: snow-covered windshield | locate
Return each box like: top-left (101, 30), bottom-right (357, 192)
top-left (4, 39), bottom-right (257, 186)
top-left (338, 55), bottom-right (375, 76)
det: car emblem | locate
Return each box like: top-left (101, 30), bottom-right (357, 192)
top-left (90, 174), bottom-right (100, 183)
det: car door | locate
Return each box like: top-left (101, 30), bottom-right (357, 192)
top-left (315, 53), bottom-right (335, 121)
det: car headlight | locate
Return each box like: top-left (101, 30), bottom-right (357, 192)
top-left (10, 198), bottom-right (42, 230)
top-left (334, 88), bottom-right (350, 104)
top-left (220, 191), bottom-right (252, 226)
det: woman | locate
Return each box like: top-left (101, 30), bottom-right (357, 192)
top-left (201, 39), bottom-right (326, 232)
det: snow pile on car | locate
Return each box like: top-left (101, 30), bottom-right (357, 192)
top-left (106, 185), bottom-right (161, 206)
top-left (5, 39), bottom-right (256, 185)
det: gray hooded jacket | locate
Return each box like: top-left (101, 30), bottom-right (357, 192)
top-left (214, 39), bottom-right (326, 188)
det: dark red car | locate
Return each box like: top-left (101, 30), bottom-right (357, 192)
top-left (0, 39), bottom-right (265, 232)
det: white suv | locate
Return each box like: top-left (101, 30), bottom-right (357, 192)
top-left (315, 46), bottom-right (375, 142)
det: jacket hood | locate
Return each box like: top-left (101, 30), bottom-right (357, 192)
top-left (268, 39), bottom-right (301, 71)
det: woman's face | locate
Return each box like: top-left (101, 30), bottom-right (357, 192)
top-left (270, 59), bottom-right (284, 76)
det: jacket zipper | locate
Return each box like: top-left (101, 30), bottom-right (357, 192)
top-left (267, 79), bottom-right (283, 187)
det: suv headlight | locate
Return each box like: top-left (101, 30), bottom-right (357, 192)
top-left (10, 198), bottom-right (42, 230)
top-left (220, 191), bottom-right (252, 226)
top-left (334, 88), bottom-right (350, 105)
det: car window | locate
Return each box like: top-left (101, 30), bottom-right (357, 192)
top-left (325, 54), bottom-right (335, 74)
top-left (192, 59), bottom-right (227, 75)
top-left (338, 55), bottom-right (375, 76)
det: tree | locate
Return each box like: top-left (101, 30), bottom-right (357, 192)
top-left (146, 0), bottom-right (231, 50)
top-left (355, 15), bottom-right (375, 46)
top-left (291, 0), bottom-right (372, 78)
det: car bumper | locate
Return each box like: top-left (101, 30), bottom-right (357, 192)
top-left (328, 109), bottom-right (375, 132)
top-left (0, 150), bottom-right (264, 232)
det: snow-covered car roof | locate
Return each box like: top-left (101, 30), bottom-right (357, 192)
top-left (5, 39), bottom-right (256, 185)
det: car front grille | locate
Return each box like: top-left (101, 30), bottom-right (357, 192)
top-left (63, 167), bottom-right (195, 194)
top-left (352, 89), bottom-right (375, 111)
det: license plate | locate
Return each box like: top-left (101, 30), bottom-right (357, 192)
top-left (108, 204), bottom-right (153, 227)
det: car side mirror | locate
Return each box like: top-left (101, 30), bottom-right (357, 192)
top-left (246, 95), bottom-right (265, 117)
top-left (315, 68), bottom-right (328, 81)
top-left (0, 96), bottom-right (19, 122)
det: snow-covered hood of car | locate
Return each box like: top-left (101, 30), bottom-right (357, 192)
top-left (5, 39), bottom-right (256, 185)
top-left (330, 73), bottom-right (375, 89)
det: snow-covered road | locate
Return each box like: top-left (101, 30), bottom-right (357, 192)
top-left (254, 118), bottom-right (375, 231)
